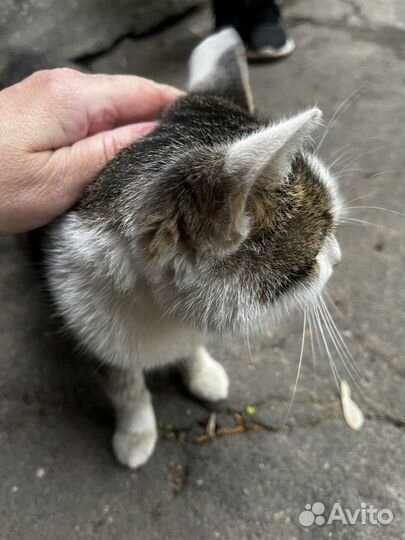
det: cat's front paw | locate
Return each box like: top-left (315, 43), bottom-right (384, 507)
top-left (113, 428), bottom-right (157, 469)
top-left (186, 349), bottom-right (229, 402)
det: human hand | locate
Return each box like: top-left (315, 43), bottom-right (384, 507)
top-left (0, 68), bottom-right (182, 235)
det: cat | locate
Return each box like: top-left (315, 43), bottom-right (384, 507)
top-left (33, 29), bottom-right (342, 468)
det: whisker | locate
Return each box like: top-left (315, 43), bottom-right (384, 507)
top-left (323, 296), bottom-right (377, 401)
top-left (316, 82), bottom-right (369, 152)
top-left (318, 306), bottom-right (359, 390)
top-left (342, 192), bottom-right (376, 206)
top-left (320, 297), bottom-right (362, 377)
top-left (337, 168), bottom-right (372, 177)
top-left (341, 170), bottom-right (399, 197)
top-left (344, 206), bottom-right (405, 217)
top-left (313, 304), bottom-right (341, 393)
top-left (319, 310), bottom-right (367, 407)
top-left (362, 170), bottom-right (398, 179)
top-left (324, 291), bottom-right (346, 321)
top-left (327, 136), bottom-right (384, 167)
top-left (307, 312), bottom-right (318, 394)
top-left (318, 297), bottom-right (364, 397)
top-left (284, 311), bottom-right (307, 424)
top-left (341, 218), bottom-right (396, 233)
top-left (329, 148), bottom-right (358, 170)
top-left (246, 333), bottom-right (256, 369)
top-left (337, 145), bottom-right (389, 174)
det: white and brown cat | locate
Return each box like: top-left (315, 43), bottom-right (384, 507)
top-left (38, 29), bottom-right (342, 468)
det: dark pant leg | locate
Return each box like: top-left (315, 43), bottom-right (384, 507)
top-left (211, 0), bottom-right (247, 33)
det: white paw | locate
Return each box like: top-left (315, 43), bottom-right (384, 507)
top-left (113, 428), bottom-right (157, 469)
top-left (187, 350), bottom-right (229, 402)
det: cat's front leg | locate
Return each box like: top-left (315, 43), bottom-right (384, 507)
top-left (182, 346), bottom-right (229, 402)
top-left (104, 366), bottom-right (157, 469)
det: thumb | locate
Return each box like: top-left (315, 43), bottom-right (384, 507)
top-left (52, 121), bottom-right (157, 206)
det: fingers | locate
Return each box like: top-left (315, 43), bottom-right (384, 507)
top-left (0, 121), bottom-right (157, 234)
top-left (81, 73), bottom-right (184, 133)
top-left (3, 68), bottom-right (183, 150)
top-left (0, 68), bottom-right (181, 233)
top-left (46, 121), bottom-right (157, 211)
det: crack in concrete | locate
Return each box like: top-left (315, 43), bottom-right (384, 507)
top-left (159, 402), bottom-right (343, 443)
top-left (158, 392), bottom-right (405, 448)
top-left (71, 5), bottom-right (201, 66)
top-left (364, 411), bottom-right (405, 430)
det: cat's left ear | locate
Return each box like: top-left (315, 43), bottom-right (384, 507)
top-left (188, 28), bottom-right (254, 113)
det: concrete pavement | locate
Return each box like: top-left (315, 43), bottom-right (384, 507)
top-left (1, 1), bottom-right (404, 538)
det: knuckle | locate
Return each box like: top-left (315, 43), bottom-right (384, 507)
top-left (28, 69), bottom-right (53, 86)
top-left (51, 67), bottom-right (81, 82)
top-left (28, 67), bottom-right (81, 94)
top-left (102, 133), bottom-right (121, 163)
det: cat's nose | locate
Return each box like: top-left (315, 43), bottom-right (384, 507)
top-left (329, 238), bottom-right (342, 268)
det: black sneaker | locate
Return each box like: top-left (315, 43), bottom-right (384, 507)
top-left (212, 0), bottom-right (294, 61)
top-left (244, 1), bottom-right (295, 60)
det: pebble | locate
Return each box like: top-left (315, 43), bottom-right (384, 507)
top-left (36, 468), bottom-right (46, 479)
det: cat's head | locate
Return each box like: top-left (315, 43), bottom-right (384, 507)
top-left (138, 29), bottom-right (342, 334)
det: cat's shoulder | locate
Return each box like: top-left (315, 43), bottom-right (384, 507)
top-left (46, 212), bottom-right (135, 290)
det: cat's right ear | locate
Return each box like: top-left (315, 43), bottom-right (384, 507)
top-left (225, 107), bottom-right (323, 181)
top-left (188, 29), bottom-right (254, 113)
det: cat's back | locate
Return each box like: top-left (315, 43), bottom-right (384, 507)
top-left (76, 94), bottom-right (261, 218)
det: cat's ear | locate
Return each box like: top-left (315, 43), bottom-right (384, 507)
top-left (173, 109), bottom-right (321, 259)
top-left (173, 153), bottom-right (258, 261)
top-left (141, 156), bottom-right (256, 284)
top-left (226, 107), bottom-right (323, 181)
top-left (188, 28), bottom-right (254, 113)
top-left (200, 109), bottom-right (322, 251)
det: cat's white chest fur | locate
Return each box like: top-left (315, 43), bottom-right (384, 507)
top-left (47, 214), bottom-right (200, 370)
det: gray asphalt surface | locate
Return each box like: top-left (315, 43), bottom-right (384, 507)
top-left (1, 1), bottom-right (404, 539)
